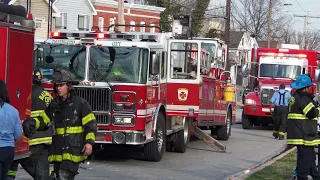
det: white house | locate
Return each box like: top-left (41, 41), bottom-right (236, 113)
top-left (228, 31), bottom-right (258, 102)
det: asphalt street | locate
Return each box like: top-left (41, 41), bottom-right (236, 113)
top-left (16, 109), bottom-right (286, 180)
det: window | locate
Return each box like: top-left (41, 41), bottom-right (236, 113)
top-left (140, 21), bottom-right (145, 32)
top-left (150, 23), bottom-right (155, 33)
top-left (35, 17), bottom-right (44, 28)
top-left (170, 42), bottom-right (198, 79)
top-left (109, 18), bottom-right (115, 31)
top-left (201, 43), bottom-right (216, 67)
top-left (200, 44), bottom-right (210, 75)
top-left (78, 15), bottom-right (89, 30)
top-left (130, 20), bottom-right (135, 32)
top-left (259, 64), bottom-right (301, 79)
top-left (161, 52), bottom-right (167, 79)
top-left (55, 13), bottom-right (67, 30)
top-left (98, 17), bottom-right (104, 31)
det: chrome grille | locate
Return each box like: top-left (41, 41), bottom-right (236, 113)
top-left (75, 87), bottom-right (111, 125)
top-left (260, 88), bottom-right (275, 105)
top-left (75, 87), bottom-right (110, 111)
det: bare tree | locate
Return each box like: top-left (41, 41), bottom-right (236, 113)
top-left (231, 0), bottom-right (291, 40)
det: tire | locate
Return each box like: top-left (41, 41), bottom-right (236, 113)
top-left (217, 111), bottom-right (232, 140)
top-left (173, 118), bottom-right (190, 153)
top-left (242, 112), bottom-right (253, 129)
top-left (144, 113), bottom-right (165, 162)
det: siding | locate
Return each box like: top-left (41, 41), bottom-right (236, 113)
top-left (54, 0), bottom-right (94, 30)
top-left (13, 0), bottom-right (56, 38)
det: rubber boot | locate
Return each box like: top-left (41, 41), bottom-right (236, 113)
top-left (278, 134), bottom-right (284, 140)
top-left (57, 169), bottom-right (75, 180)
top-left (273, 132), bottom-right (278, 139)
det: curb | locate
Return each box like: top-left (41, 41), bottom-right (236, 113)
top-left (227, 144), bottom-right (295, 180)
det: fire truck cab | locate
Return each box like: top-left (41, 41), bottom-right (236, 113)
top-left (0, 4), bottom-right (35, 160)
top-left (34, 26), bottom-right (235, 161)
top-left (241, 45), bottom-right (320, 129)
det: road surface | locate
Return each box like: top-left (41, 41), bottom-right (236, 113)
top-left (16, 109), bottom-right (286, 180)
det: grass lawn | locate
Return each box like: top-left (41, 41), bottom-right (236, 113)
top-left (246, 149), bottom-right (296, 180)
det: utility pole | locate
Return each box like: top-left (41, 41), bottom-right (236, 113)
top-left (224, 0), bottom-right (231, 79)
top-left (294, 14), bottom-right (320, 49)
top-left (118, 0), bottom-right (125, 32)
top-left (267, 0), bottom-right (272, 48)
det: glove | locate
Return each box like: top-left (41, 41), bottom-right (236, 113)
top-left (22, 118), bottom-right (37, 138)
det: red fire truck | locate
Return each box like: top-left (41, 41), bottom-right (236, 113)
top-left (33, 26), bottom-right (236, 161)
top-left (241, 45), bottom-right (320, 129)
top-left (0, 4), bottom-right (35, 160)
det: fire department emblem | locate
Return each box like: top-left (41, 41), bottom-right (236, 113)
top-left (178, 88), bottom-right (188, 102)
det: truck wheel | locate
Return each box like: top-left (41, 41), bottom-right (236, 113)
top-left (242, 112), bottom-right (253, 129)
top-left (217, 110), bottom-right (232, 140)
top-left (173, 118), bottom-right (190, 153)
top-left (144, 113), bottom-right (165, 162)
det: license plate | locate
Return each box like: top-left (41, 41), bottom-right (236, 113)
top-left (262, 108), bottom-right (270, 112)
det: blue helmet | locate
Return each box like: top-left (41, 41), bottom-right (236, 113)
top-left (290, 74), bottom-right (313, 90)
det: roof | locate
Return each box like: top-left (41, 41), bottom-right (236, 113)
top-left (53, 0), bottom-right (97, 15)
top-left (91, 0), bottom-right (166, 12)
top-left (9, 0), bottom-right (61, 16)
top-left (229, 31), bottom-right (245, 48)
top-left (257, 40), bottom-right (279, 48)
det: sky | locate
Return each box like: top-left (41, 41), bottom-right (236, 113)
top-left (209, 0), bottom-right (320, 32)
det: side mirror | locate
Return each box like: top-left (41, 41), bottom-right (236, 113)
top-left (45, 56), bottom-right (54, 64)
top-left (217, 49), bottom-right (222, 57)
top-left (241, 64), bottom-right (250, 77)
top-left (315, 69), bottom-right (320, 82)
top-left (150, 54), bottom-right (160, 75)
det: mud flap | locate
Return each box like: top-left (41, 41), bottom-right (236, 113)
top-left (193, 127), bottom-right (226, 152)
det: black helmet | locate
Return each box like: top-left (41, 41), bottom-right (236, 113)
top-left (52, 68), bottom-right (79, 85)
top-left (33, 67), bottom-right (43, 82)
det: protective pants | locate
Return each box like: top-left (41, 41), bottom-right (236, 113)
top-left (7, 145), bottom-right (50, 180)
top-left (296, 145), bottom-right (320, 180)
top-left (54, 161), bottom-right (80, 180)
top-left (273, 106), bottom-right (288, 139)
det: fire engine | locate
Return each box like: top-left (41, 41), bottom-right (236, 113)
top-left (33, 21), bottom-right (236, 161)
top-left (241, 44), bottom-right (320, 129)
top-left (0, 4), bottom-right (35, 160)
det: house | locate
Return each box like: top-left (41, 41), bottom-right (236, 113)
top-left (53, 0), bottom-right (97, 31)
top-left (9, 0), bottom-right (61, 38)
top-left (91, 0), bottom-right (165, 32)
top-left (228, 31), bottom-right (258, 102)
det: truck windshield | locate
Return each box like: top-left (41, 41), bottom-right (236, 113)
top-left (259, 64), bottom-right (301, 79)
top-left (89, 46), bottom-right (148, 84)
top-left (34, 44), bottom-right (86, 81)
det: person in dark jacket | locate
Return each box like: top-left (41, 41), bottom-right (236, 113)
top-left (7, 68), bottom-right (53, 180)
top-left (23, 68), bottom-right (97, 180)
top-left (0, 80), bottom-right (22, 180)
top-left (287, 74), bottom-right (320, 180)
top-left (270, 84), bottom-right (291, 140)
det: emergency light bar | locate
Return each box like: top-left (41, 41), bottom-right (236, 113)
top-left (50, 32), bottom-right (110, 39)
top-left (259, 52), bottom-right (307, 58)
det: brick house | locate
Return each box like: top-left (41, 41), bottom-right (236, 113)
top-left (91, 0), bottom-right (165, 32)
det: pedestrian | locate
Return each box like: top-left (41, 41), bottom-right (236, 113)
top-left (0, 80), bottom-right (22, 180)
top-left (270, 84), bottom-right (291, 140)
top-left (22, 68), bottom-right (97, 180)
top-left (287, 74), bottom-right (320, 180)
top-left (7, 68), bottom-right (53, 180)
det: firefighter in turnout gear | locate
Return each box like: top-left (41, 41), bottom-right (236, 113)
top-left (22, 68), bottom-right (97, 180)
top-left (270, 84), bottom-right (291, 140)
top-left (8, 68), bottom-right (53, 180)
top-left (287, 74), bottom-right (320, 180)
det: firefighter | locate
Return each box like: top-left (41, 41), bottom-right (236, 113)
top-left (7, 68), bottom-right (53, 180)
top-left (287, 74), bottom-right (320, 180)
top-left (22, 68), bottom-right (97, 180)
top-left (269, 84), bottom-right (291, 140)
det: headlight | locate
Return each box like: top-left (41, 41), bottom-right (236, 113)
top-left (245, 99), bottom-right (256, 105)
top-left (113, 116), bottom-right (134, 125)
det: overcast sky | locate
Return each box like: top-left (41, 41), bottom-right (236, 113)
top-left (209, 0), bottom-right (320, 32)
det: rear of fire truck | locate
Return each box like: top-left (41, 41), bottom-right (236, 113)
top-left (241, 45), bottom-right (320, 129)
top-left (0, 4), bottom-right (35, 159)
